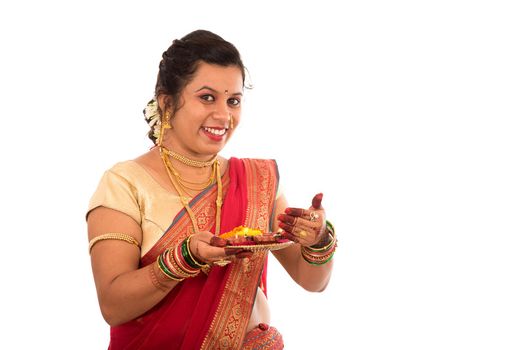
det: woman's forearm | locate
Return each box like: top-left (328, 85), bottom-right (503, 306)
top-left (294, 256), bottom-right (334, 292)
top-left (96, 262), bottom-right (180, 326)
top-left (273, 244), bottom-right (334, 292)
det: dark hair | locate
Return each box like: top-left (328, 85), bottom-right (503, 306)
top-left (147, 30), bottom-right (247, 143)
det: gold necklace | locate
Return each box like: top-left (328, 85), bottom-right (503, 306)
top-left (164, 159), bottom-right (216, 195)
top-left (161, 146), bottom-right (216, 168)
top-left (160, 149), bottom-right (223, 235)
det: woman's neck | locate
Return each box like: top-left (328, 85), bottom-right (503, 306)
top-left (159, 140), bottom-right (217, 163)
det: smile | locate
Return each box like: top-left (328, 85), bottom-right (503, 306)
top-left (203, 127), bottom-right (227, 136)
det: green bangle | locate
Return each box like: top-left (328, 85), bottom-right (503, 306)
top-left (181, 239), bottom-right (201, 269)
top-left (157, 253), bottom-right (181, 280)
top-left (182, 236), bottom-right (208, 269)
top-left (187, 235), bottom-right (208, 267)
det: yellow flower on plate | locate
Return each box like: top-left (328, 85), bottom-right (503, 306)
top-left (220, 226), bottom-right (263, 239)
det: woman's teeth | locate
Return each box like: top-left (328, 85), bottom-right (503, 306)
top-left (203, 127), bottom-right (226, 136)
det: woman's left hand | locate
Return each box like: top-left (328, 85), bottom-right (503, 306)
top-left (277, 193), bottom-right (327, 246)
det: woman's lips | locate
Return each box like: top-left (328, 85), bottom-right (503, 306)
top-left (202, 126), bottom-right (227, 141)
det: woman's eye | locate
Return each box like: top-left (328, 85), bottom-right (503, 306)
top-left (201, 94), bottom-right (215, 102)
top-left (228, 98), bottom-right (241, 106)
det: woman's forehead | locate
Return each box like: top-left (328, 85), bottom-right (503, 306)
top-left (187, 63), bottom-right (243, 91)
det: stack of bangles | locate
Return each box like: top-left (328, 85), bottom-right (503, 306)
top-left (301, 220), bottom-right (337, 265)
top-left (157, 235), bottom-right (208, 281)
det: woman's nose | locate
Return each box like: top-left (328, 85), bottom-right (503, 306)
top-left (213, 101), bottom-right (230, 121)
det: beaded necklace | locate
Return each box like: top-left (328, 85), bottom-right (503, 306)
top-left (162, 146), bottom-right (217, 168)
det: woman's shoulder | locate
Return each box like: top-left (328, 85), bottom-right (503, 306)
top-left (106, 149), bottom-right (158, 178)
top-left (104, 160), bottom-right (146, 181)
top-left (99, 154), bottom-right (159, 189)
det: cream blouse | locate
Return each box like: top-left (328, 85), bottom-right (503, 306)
top-left (87, 161), bottom-right (186, 256)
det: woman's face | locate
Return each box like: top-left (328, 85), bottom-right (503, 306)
top-left (165, 62), bottom-right (244, 159)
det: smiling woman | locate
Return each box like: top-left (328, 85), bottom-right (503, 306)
top-left (85, 29), bottom-right (336, 350)
top-left (162, 64), bottom-right (243, 157)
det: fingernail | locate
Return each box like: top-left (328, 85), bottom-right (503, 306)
top-left (285, 208), bottom-right (291, 214)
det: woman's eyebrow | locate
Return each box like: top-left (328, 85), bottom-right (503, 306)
top-left (194, 86), bottom-right (243, 96)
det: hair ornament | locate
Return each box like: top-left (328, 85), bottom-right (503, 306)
top-left (143, 99), bottom-right (161, 142)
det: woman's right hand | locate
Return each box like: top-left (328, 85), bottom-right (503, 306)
top-left (188, 231), bottom-right (252, 265)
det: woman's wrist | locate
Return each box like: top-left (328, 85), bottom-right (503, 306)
top-left (308, 222), bottom-right (331, 249)
top-left (184, 234), bottom-right (208, 268)
top-left (153, 236), bottom-right (208, 287)
top-left (301, 220), bottom-right (337, 265)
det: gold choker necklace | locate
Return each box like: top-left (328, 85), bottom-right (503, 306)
top-left (161, 147), bottom-right (216, 168)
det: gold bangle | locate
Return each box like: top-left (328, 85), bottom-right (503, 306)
top-left (186, 235), bottom-right (208, 268)
top-left (88, 233), bottom-right (140, 254)
top-left (149, 264), bottom-right (169, 292)
top-left (304, 232), bottom-right (335, 252)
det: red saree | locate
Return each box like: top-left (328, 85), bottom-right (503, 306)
top-left (108, 158), bottom-right (279, 350)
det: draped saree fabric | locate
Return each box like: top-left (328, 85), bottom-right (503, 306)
top-left (108, 158), bottom-right (279, 350)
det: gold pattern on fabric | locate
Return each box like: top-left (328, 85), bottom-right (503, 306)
top-left (201, 159), bottom-right (278, 350)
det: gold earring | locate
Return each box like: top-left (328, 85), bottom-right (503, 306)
top-left (163, 111), bottom-right (172, 129)
top-left (229, 114), bottom-right (234, 129)
top-left (157, 111), bottom-right (171, 146)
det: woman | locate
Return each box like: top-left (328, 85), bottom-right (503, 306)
top-left (87, 30), bottom-right (336, 349)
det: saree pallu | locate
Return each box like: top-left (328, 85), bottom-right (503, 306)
top-left (108, 158), bottom-right (279, 350)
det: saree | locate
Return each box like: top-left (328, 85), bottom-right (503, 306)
top-left (108, 158), bottom-right (279, 350)
top-left (242, 324), bottom-right (284, 349)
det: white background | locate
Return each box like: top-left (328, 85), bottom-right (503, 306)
top-left (1, 1), bottom-right (523, 349)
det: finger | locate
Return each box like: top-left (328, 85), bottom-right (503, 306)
top-left (280, 231), bottom-right (299, 242)
top-left (210, 236), bottom-right (227, 247)
top-left (281, 227), bottom-right (314, 245)
top-left (280, 214), bottom-right (318, 230)
top-left (279, 222), bottom-right (312, 243)
top-left (192, 231), bottom-right (215, 245)
top-left (208, 246), bottom-right (252, 261)
top-left (304, 208), bottom-right (324, 223)
top-left (278, 222), bottom-right (294, 234)
top-left (224, 247), bottom-right (244, 255)
top-left (292, 225), bottom-right (309, 239)
top-left (285, 207), bottom-right (305, 217)
top-left (311, 193), bottom-right (323, 210)
top-left (277, 213), bottom-right (298, 225)
top-left (280, 222), bottom-right (312, 239)
top-left (193, 242), bottom-right (230, 262)
top-left (277, 226), bottom-right (299, 242)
